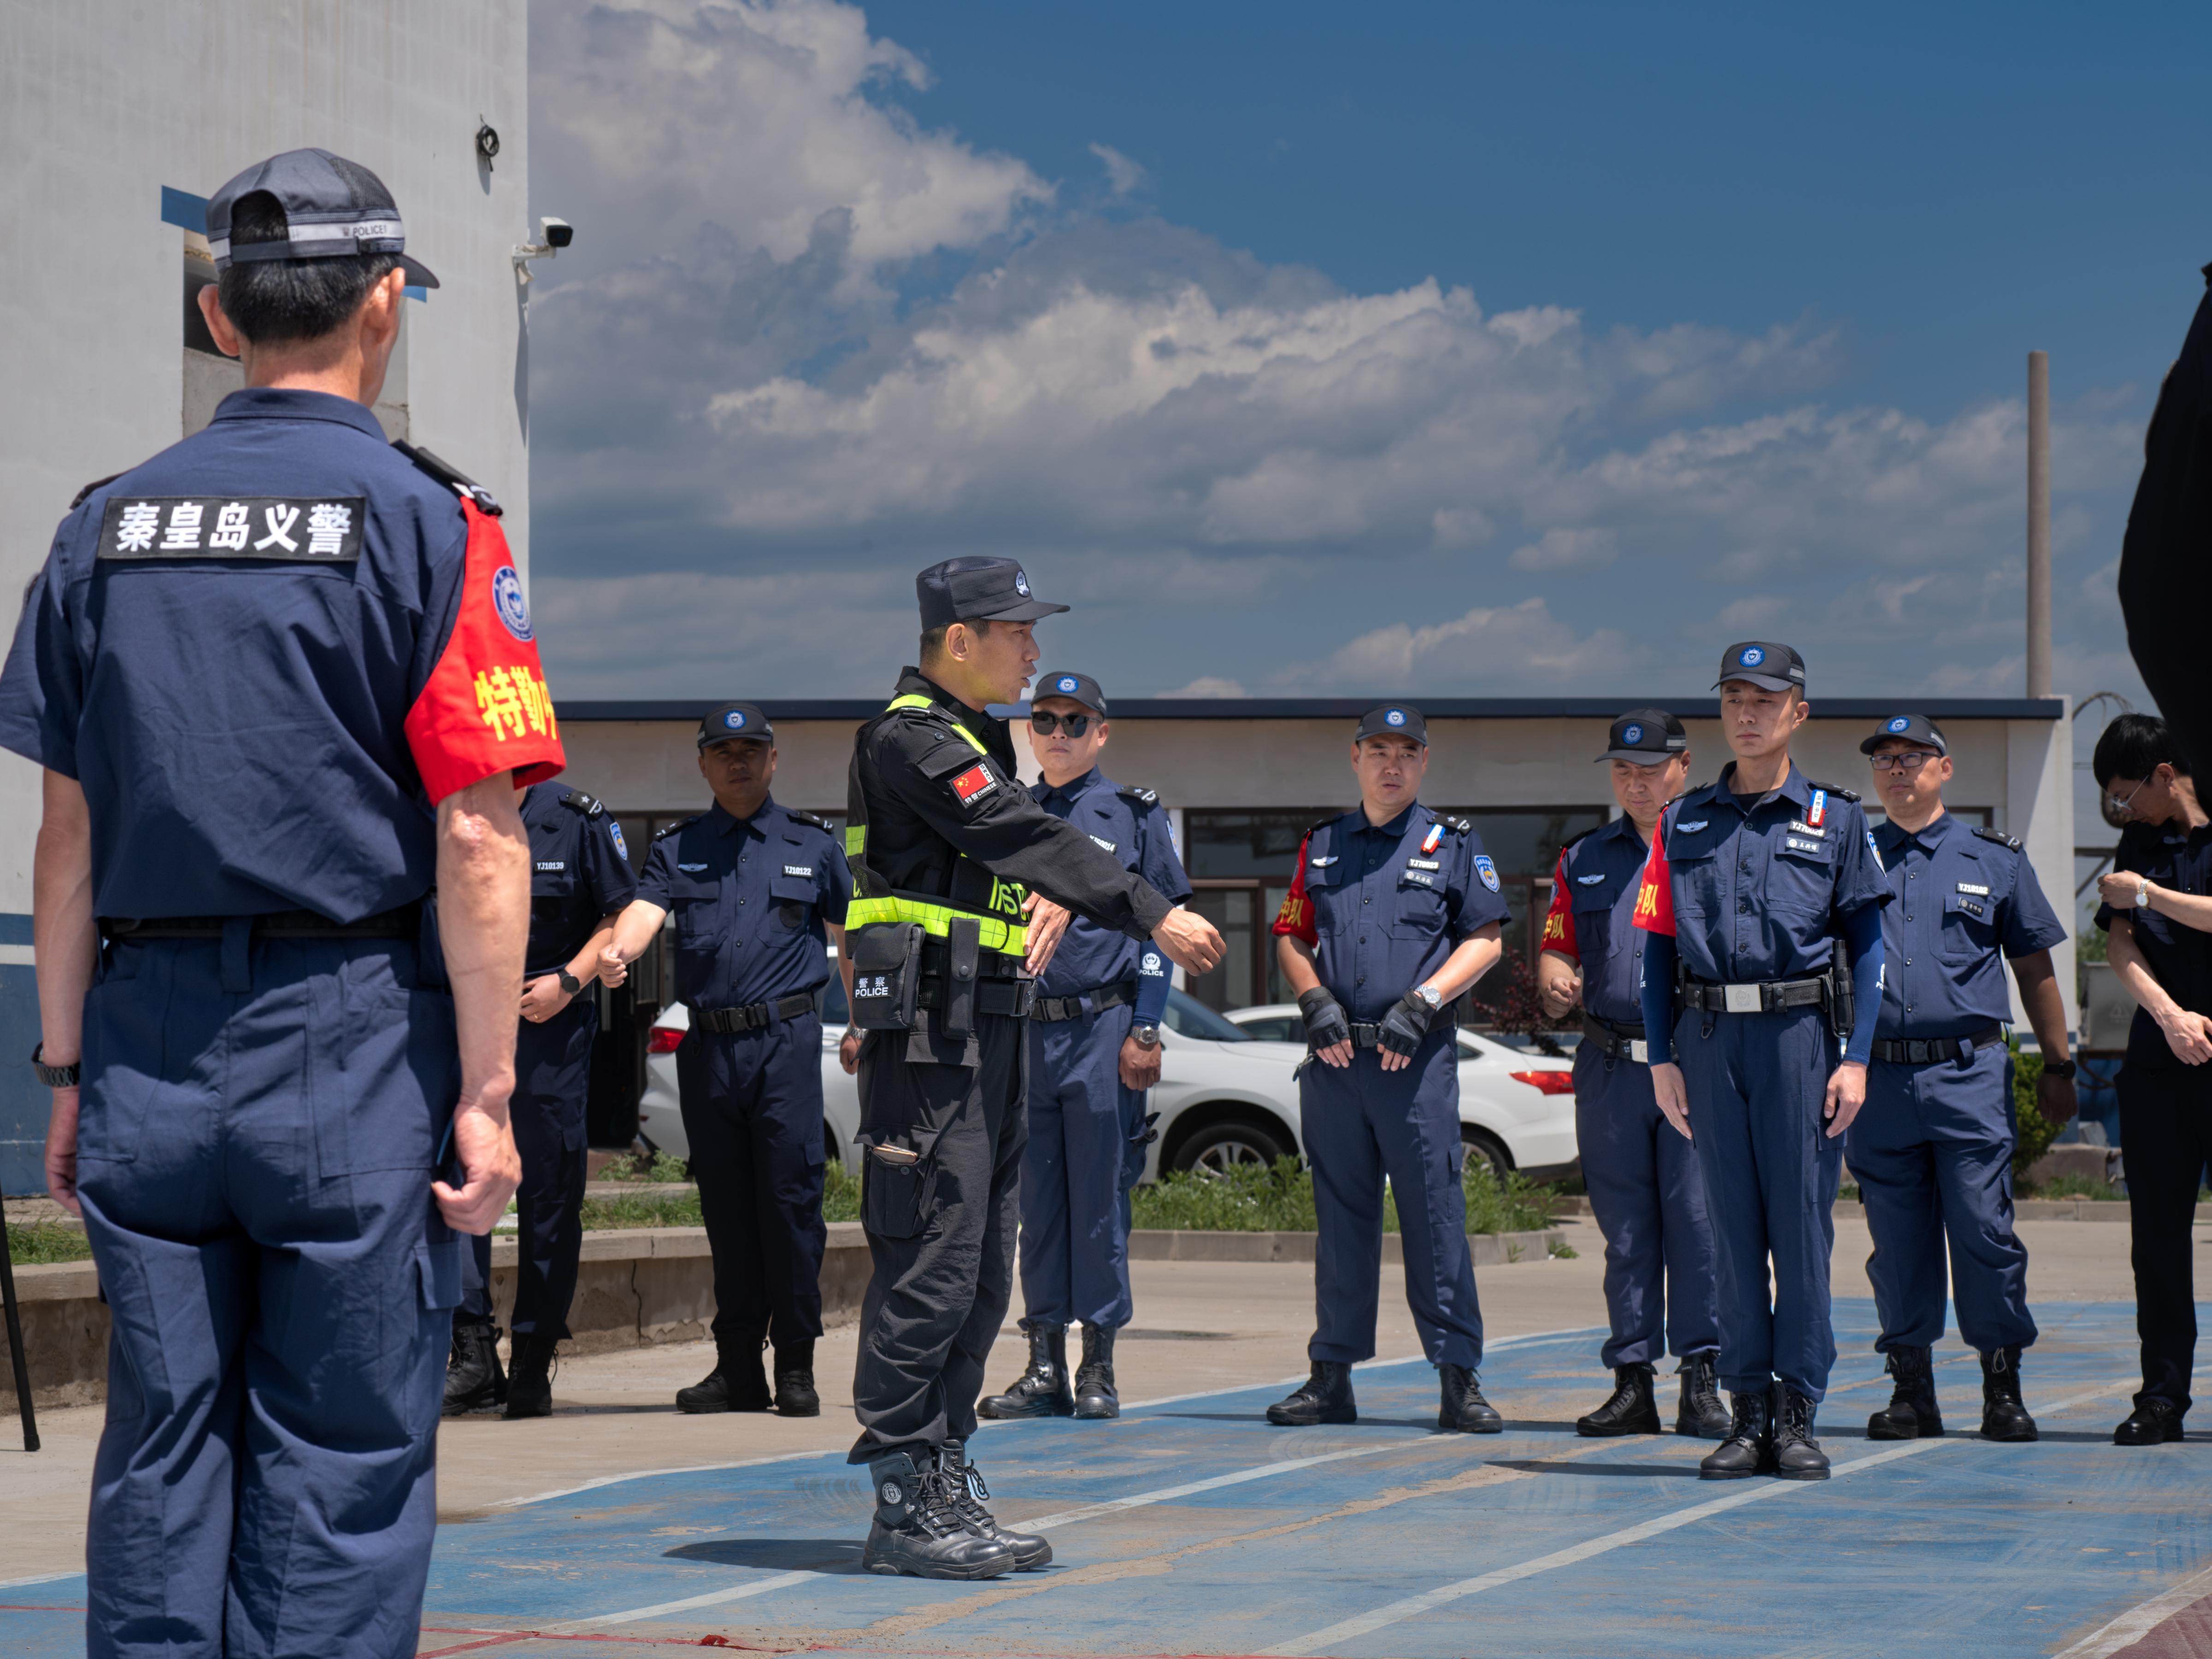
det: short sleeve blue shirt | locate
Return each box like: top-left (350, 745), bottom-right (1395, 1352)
top-left (1872, 812), bottom-right (2066, 1040)
top-left (1029, 768), bottom-right (1193, 998)
top-left (522, 784), bottom-right (639, 977)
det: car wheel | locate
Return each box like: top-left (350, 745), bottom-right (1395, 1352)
top-left (1170, 1116), bottom-right (1295, 1177)
top-left (1460, 1128), bottom-right (1513, 1181)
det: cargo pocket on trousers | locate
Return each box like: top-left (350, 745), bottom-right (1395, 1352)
top-left (862, 1139), bottom-right (941, 1240)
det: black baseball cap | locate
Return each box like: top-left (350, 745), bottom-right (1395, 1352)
top-left (1713, 641), bottom-right (1806, 694)
top-left (1354, 704), bottom-right (1427, 746)
top-left (206, 148), bottom-right (440, 288)
top-left (1035, 671), bottom-right (1106, 715)
top-left (916, 558), bottom-right (1068, 629)
top-left (1597, 708), bottom-right (1688, 765)
top-left (1860, 713), bottom-right (1948, 757)
top-left (698, 703), bottom-right (772, 748)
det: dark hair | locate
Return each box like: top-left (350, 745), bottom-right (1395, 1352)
top-left (215, 190), bottom-right (400, 344)
top-left (2092, 712), bottom-right (2188, 787)
top-left (918, 618), bottom-right (994, 662)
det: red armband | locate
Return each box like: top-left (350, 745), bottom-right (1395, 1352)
top-left (1271, 833), bottom-right (1318, 946)
top-left (1540, 850), bottom-right (1578, 958)
top-left (1632, 820), bottom-right (1676, 937)
top-left (404, 496), bottom-right (565, 803)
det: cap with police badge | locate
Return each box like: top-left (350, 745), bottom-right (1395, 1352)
top-left (1860, 712), bottom-right (1947, 757)
top-left (206, 147), bottom-right (440, 289)
top-left (1597, 708), bottom-right (1688, 765)
top-left (1354, 704), bottom-right (1427, 746)
top-left (698, 702), bottom-right (773, 748)
top-left (1035, 671), bottom-right (1106, 716)
top-left (916, 557), bottom-right (1069, 628)
top-left (1712, 641), bottom-right (1806, 694)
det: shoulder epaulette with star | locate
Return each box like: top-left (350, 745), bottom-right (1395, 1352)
top-left (1971, 825), bottom-right (2024, 852)
top-left (1809, 782), bottom-right (1862, 803)
top-left (70, 473), bottom-right (123, 511)
top-left (393, 439), bottom-right (502, 516)
top-left (1116, 783), bottom-right (1160, 808)
top-left (559, 788), bottom-right (605, 818)
top-left (653, 815), bottom-right (702, 841)
top-left (787, 808), bottom-right (834, 833)
top-left (1437, 814), bottom-right (1474, 835)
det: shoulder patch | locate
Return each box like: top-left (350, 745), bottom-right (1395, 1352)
top-left (392, 439), bottom-right (502, 516)
top-left (1971, 825), bottom-right (2024, 851)
top-left (1808, 781), bottom-right (1862, 804)
top-left (559, 788), bottom-right (604, 818)
top-left (653, 815), bottom-right (702, 841)
top-left (70, 472), bottom-right (124, 511)
top-left (787, 808), bottom-right (834, 833)
top-left (1116, 783), bottom-right (1160, 808)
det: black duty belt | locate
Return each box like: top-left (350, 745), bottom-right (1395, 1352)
top-left (1030, 980), bottom-right (1138, 1023)
top-left (1679, 974), bottom-right (1828, 1015)
top-left (916, 977), bottom-right (1036, 1019)
top-left (102, 904), bottom-right (422, 940)
top-left (1582, 1013), bottom-right (1648, 1062)
top-left (694, 992), bottom-right (818, 1035)
top-left (1869, 1024), bottom-right (2004, 1066)
top-left (919, 938), bottom-right (1028, 981)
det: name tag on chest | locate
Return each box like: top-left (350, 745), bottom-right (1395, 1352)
top-left (1400, 869), bottom-right (1438, 889)
top-left (784, 865), bottom-right (813, 877)
top-left (535, 861), bottom-right (565, 872)
top-left (100, 496), bottom-right (365, 561)
top-left (1785, 837), bottom-right (1825, 855)
top-left (1408, 857), bottom-right (1441, 871)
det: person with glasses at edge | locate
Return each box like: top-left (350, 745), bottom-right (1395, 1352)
top-left (1848, 715), bottom-right (2074, 1445)
top-left (2090, 712), bottom-right (2212, 1445)
top-left (978, 672), bottom-right (1192, 1422)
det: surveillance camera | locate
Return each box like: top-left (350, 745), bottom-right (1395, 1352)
top-left (541, 217), bottom-right (573, 249)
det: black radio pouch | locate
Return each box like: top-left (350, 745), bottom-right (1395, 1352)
top-left (942, 915), bottom-right (982, 1038)
top-left (850, 922), bottom-right (925, 1031)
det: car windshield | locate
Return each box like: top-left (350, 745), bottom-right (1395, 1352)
top-left (1161, 989), bottom-right (1252, 1042)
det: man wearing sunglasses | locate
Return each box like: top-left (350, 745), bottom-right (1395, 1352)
top-left (979, 673), bottom-right (1192, 1423)
top-left (1849, 715), bottom-right (2072, 1446)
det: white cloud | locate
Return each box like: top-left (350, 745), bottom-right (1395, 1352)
top-left (1509, 527), bottom-right (1617, 572)
top-left (1159, 676), bottom-right (1247, 698)
top-left (1089, 142), bottom-right (1148, 196)
top-left (1281, 598), bottom-right (1641, 694)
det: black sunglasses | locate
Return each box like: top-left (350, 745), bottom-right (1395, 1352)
top-left (1030, 711), bottom-right (1094, 737)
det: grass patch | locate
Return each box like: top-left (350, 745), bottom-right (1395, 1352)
top-left (1128, 1156), bottom-right (1557, 1236)
top-left (2029, 1172), bottom-right (2125, 1201)
top-left (824, 1159), bottom-right (861, 1223)
top-left (578, 1189), bottom-right (702, 1230)
top-left (595, 1150), bottom-right (690, 1183)
top-left (1547, 1238), bottom-right (1579, 1259)
top-left (6, 1221), bottom-right (92, 1264)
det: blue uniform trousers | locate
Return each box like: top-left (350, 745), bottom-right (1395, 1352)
top-left (1301, 1033), bottom-right (1483, 1368)
top-left (677, 1013), bottom-right (827, 1347)
top-left (1848, 1047), bottom-right (2036, 1356)
top-left (1019, 1002), bottom-right (1147, 1330)
top-left (75, 932), bottom-right (461, 1659)
top-left (1573, 1044), bottom-right (1720, 1369)
top-left (462, 997), bottom-right (594, 1336)
top-left (1674, 1006), bottom-right (1841, 1401)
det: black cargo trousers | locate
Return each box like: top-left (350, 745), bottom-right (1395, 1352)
top-left (847, 1003), bottom-right (1027, 1463)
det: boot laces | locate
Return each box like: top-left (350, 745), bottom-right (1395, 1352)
top-left (912, 1468), bottom-right (974, 1539)
top-left (1728, 1394), bottom-right (1765, 1442)
top-left (1780, 1392), bottom-right (1815, 1440)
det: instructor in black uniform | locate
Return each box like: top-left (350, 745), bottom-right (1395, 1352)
top-left (841, 558), bottom-right (1224, 1580)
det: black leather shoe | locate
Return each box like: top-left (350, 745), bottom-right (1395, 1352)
top-left (2115, 1396), bottom-right (2186, 1446)
top-left (675, 1334), bottom-right (772, 1414)
top-left (774, 1341), bottom-right (820, 1417)
top-left (939, 1441), bottom-right (1053, 1570)
top-left (1700, 1389), bottom-right (1774, 1479)
top-left (442, 1318), bottom-right (506, 1417)
top-left (1073, 1324), bottom-right (1120, 1419)
top-left (1980, 1347), bottom-right (2037, 1442)
top-left (1439, 1363), bottom-right (1503, 1433)
top-left (1268, 1361), bottom-right (1356, 1426)
top-left (1577, 1363), bottom-right (1660, 1437)
top-left (860, 1451), bottom-right (1015, 1580)
top-left (503, 1330), bottom-right (559, 1419)
top-left (1772, 1386), bottom-right (1830, 1480)
top-left (1867, 1346), bottom-right (1942, 1441)
top-left (1676, 1352), bottom-right (1732, 1439)
top-left (979, 1324), bottom-right (1076, 1419)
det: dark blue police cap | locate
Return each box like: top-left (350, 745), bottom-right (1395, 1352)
top-left (206, 148), bottom-right (440, 288)
top-left (1035, 671), bottom-right (1106, 714)
top-left (698, 702), bottom-right (772, 748)
top-left (916, 558), bottom-right (1068, 629)
top-left (1713, 641), bottom-right (1806, 694)
top-left (1598, 708), bottom-right (1688, 765)
top-left (1860, 713), bottom-right (1947, 756)
top-left (1354, 704), bottom-right (1427, 746)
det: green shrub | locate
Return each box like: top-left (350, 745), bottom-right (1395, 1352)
top-left (578, 1189), bottom-right (702, 1230)
top-left (2009, 1038), bottom-right (2064, 1184)
top-left (823, 1159), bottom-right (861, 1224)
top-left (596, 1150), bottom-right (689, 1183)
top-left (1127, 1155), bottom-right (1557, 1236)
top-left (5, 1221), bottom-right (92, 1265)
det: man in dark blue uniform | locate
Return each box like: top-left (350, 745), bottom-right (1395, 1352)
top-left (978, 672), bottom-right (1191, 1421)
top-left (1537, 710), bottom-right (1728, 1439)
top-left (1, 149), bottom-right (557, 1657)
top-left (605, 703), bottom-right (847, 1416)
top-left (1266, 705), bottom-right (1511, 1431)
top-left (1850, 714), bottom-right (2075, 1444)
top-left (444, 782), bottom-right (635, 1418)
top-left (1638, 643), bottom-right (1888, 1481)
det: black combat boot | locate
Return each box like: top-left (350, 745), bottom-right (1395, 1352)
top-left (1772, 1385), bottom-right (1830, 1480)
top-left (860, 1450), bottom-right (1015, 1580)
top-left (1439, 1363), bottom-right (1504, 1433)
top-left (978, 1324), bottom-right (1076, 1419)
top-left (442, 1318), bottom-right (506, 1417)
top-left (1073, 1324), bottom-right (1120, 1419)
top-left (1676, 1352), bottom-right (1732, 1439)
top-left (503, 1329), bottom-right (559, 1419)
top-left (1866, 1346), bottom-right (1942, 1441)
top-left (774, 1340), bottom-right (820, 1418)
top-left (1267, 1361), bottom-right (1357, 1426)
top-left (1576, 1363), bottom-right (1660, 1437)
top-left (1979, 1347), bottom-right (2036, 1441)
top-left (2114, 1396), bottom-right (2185, 1446)
top-left (675, 1330), bottom-right (773, 1414)
top-left (938, 1441), bottom-right (1053, 1570)
top-left (1699, 1389), bottom-right (1774, 1479)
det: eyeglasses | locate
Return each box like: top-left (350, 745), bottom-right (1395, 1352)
top-left (1030, 711), bottom-right (1093, 737)
top-left (2108, 777), bottom-right (2150, 816)
top-left (1869, 751), bottom-right (1940, 775)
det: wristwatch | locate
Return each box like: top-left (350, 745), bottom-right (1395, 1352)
top-left (2042, 1058), bottom-right (2078, 1081)
top-left (2136, 881), bottom-right (2153, 909)
top-left (1413, 983), bottom-right (1444, 1011)
top-left (1130, 1024), bottom-right (1161, 1049)
top-left (556, 966), bottom-right (584, 996)
top-left (31, 1042), bottom-right (79, 1088)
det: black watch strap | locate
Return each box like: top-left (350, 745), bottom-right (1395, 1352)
top-left (557, 966), bottom-right (584, 997)
top-left (32, 1042), bottom-right (80, 1088)
top-left (2041, 1057), bottom-right (2077, 1081)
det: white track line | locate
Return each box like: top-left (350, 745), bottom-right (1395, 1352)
top-left (2051, 1558), bottom-right (2212, 1658)
top-left (541, 1570), bottom-right (820, 1632)
top-left (0, 1571), bottom-right (82, 1592)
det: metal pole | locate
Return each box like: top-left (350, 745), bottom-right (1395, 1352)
top-left (2027, 349), bottom-right (2052, 698)
top-left (0, 1215), bottom-right (40, 1452)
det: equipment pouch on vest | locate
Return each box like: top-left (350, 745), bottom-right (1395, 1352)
top-left (942, 914), bottom-right (982, 1038)
top-left (851, 922), bottom-right (925, 1031)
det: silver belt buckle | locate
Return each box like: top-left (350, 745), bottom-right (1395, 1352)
top-left (1630, 1038), bottom-right (1649, 1064)
top-left (1723, 982), bottom-right (1762, 1014)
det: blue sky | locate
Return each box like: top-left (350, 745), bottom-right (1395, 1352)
top-left (526, 0), bottom-right (2209, 716)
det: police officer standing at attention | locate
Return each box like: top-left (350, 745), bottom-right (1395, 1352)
top-left (2, 149), bottom-right (555, 1654)
top-left (1850, 714), bottom-right (2074, 1443)
top-left (1267, 705), bottom-right (1510, 1433)
top-left (841, 559), bottom-right (1223, 1579)
top-left (602, 704), bottom-right (847, 1417)
top-left (1537, 711), bottom-right (1729, 1440)
top-left (1636, 644), bottom-right (1888, 1481)
top-left (978, 671), bottom-right (1192, 1422)
top-left (444, 780), bottom-right (636, 1418)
